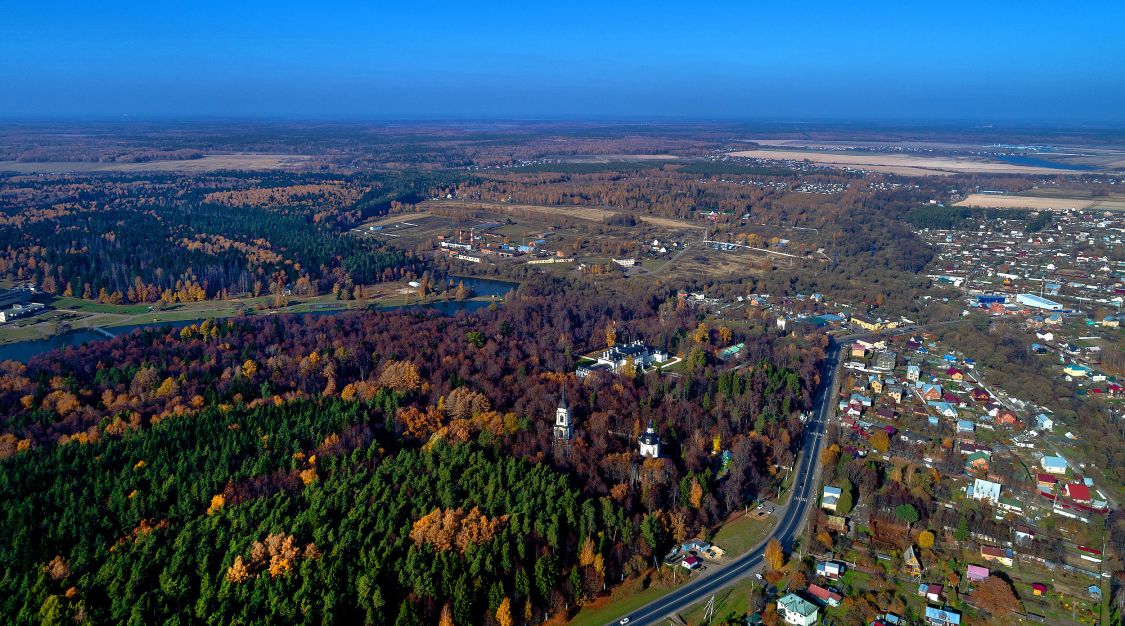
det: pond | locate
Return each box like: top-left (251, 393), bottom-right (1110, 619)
top-left (0, 277), bottom-right (517, 363)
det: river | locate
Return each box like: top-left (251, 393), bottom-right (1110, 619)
top-left (0, 277), bottom-right (516, 363)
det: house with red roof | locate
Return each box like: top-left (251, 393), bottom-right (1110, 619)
top-left (917, 583), bottom-right (943, 603)
top-left (971, 388), bottom-right (991, 403)
top-left (980, 546), bottom-right (1014, 567)
top-left (1065, 483), bottom-right (1091, 503)
top-left (806, 584), bottom-right (842, 608)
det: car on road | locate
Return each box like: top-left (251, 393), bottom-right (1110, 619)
top-left (619, 618), bottom-right (630, 624)
top-left (754, 573), bottom-right (763, 580)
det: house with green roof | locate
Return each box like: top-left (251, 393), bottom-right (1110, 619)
top-left (778, 593), bottom-right (819, 626)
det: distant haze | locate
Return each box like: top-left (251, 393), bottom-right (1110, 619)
top-left (2, 1), bottom-right (1123, 122)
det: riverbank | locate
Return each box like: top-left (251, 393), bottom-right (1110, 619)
top-left (0, 277), bottom-right (517, 362)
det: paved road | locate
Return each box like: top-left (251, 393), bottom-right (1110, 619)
top-left (611, 341), bottom-right (844, 626)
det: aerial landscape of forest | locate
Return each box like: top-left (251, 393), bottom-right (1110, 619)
top-left (2, 2), bottom-right (1124, 626)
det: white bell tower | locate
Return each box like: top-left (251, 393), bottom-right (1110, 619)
top-left (554, 386), bottom-right (572, 440)
top-left (638, 421), bottom-right (660, 458)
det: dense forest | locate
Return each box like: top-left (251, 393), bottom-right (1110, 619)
top-left (0, 282), bottom-right (825, 624)
top-left (0, 171), bottom-right (466, 302)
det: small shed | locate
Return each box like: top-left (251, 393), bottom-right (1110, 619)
top-left (966, 564), bottom-right (989, 582)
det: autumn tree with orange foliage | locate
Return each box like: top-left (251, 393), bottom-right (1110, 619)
top-left (764, 538), bottom-right (784, 571)
top-left (396, 405), bottom-right (445, 439)
top-left (378, 360), bottom-right (421, 394)
top-left (970, 575), bottom-right (1021, 618)
top-left (409, 507), bottom-right (508, 554)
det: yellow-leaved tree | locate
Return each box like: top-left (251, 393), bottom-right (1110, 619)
top-left (764, 538), bottom-right (785, 571)
top-left (496, 597), bottom-right (513, 626)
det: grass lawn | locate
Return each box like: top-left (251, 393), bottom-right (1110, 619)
top-left (566, 577), bottom-right (680, 626)
top-left (678, 576), bottom-right (758, 625)
top-left (51, 296), bottom-right (152, 315)
top-left (708, 511), bottom-right (773, 556)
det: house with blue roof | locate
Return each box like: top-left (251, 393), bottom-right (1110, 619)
top-left (929, 401), bottom-right (959, 418)
top-left (1041, 455), bottom-right (1068, 474)
top-left (925, 606), bottom-right (961, 625)
top-left (1063, 363), bottom-right (1091, 378)
top-left (916, 382), bottom-right (942, 401)
top-left (850, 393), bottom-right (873, 407)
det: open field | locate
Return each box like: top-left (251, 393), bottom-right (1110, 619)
top-left (0, 153), bottom-right (312, 173)
top-left (566, 578), bottom-right (681, 626)
top-left (707, 510), bottom-right (773, 556)
top-left (728, 149), bottom-right (1090, 176)
top-left (368, 211), bottom-right (432, 226)
top-left (956, 194), bottom-right (1096, 210)
top-left (955, 193), bottom-right (1125, 211)
top-left (422, 199), bottom-right (617, 222)
top-left (661, 248), bottom-right (777, 281)
top-left (560, 153), bottom-right (681, 163)
top-left (678, 576), bottom-right (758, 625)
top-left (640, 215), bottom-right (706, 230)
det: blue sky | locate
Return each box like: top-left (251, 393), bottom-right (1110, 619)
top-left (1, 1), bottom-right (1123, 122)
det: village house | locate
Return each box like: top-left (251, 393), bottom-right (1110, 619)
top-left (1041, 455), bottom-right (1068, 475)
top-left (850, 314), bottom-right (885, 332)
top-left (1013, 525), bottom-right (1037, 542)
top-left (806, 584), bottom-right (842, 608)
top-left (778, 593), bottom-right (819, 626)
top-left (917, 583), bottom-right (944, 603)
top-left (875, 350), bottom-right (897, 372)
top-left (965, 451), bottom-right (990, 471)
top-left (868, 375), bottom-right (884, 394)
top-left (1065, 482), bottom-right (1092, 503)
top-left (821, 486), bottom-right (842, 512)
top-left (815, 560), bottom-right (844, 580)
top-left (980, 546), bottom-right (1015, 567)
top-left (886, 385), bottom-right (903, 403)
top-left (996, 408), bottom-right (1020, 426)
top-left (998, 495), bottom-right (1024, 514)
top-left (966, 564), bottom-right (990, 582)
top-left (969, 478), bottom-right (1002, 504)
top-left (925, 606), bottom-right (962, 626)
top-left (903, 545), bottom-right (923, 577)
top-left (916, 382), bottom-right (942, 401)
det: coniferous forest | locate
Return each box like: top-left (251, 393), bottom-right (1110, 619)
top-left (0, 282), bottom-right (823, 625)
